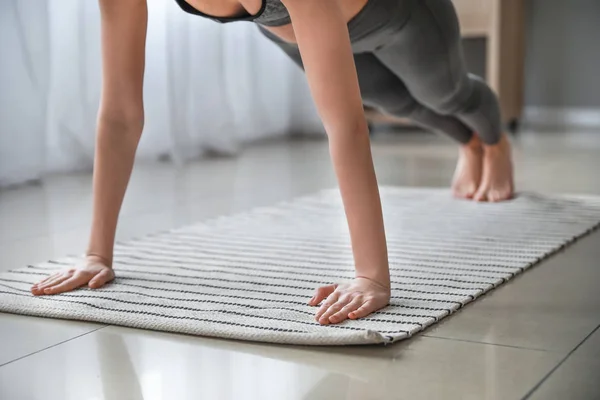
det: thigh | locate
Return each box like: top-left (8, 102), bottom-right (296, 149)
top-left (355, 52), bottom-right (473, 143)
top-left (353, 52), bottom-right (418, 115)
top-left (259, 24), bottom-right (419, 116)
top-left (374, 0), bottom-right (472, 112)
top-left (259, 25), bottom-right (473, 142)
top-left (257, 25), bottom-right (304, 68)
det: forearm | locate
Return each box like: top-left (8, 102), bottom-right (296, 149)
top-left (87, 116), bottom-right (143, 266)
top-left (329, 122), bottom-right (389, 286)
top-left (89, 0), bottom-right (147, 265)
top-left (284, 0), bottom-right (389, 286)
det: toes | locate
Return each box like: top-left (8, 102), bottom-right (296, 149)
top-left (465, 187), bottom-right (477, 199)
top-left (453, 185), bottom-right (478, 200)
top-left (489, 187), bottom-right (514, 202)
top-left (452, 189), bottom-right (465, 199)
top-left (474, 187), bottom-right (488, 202)
top-left (506, 188), bottom-right (514, 200)
top-left (489, 190), bottom-right (501, 202)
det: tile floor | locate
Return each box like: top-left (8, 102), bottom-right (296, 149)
top-left (0, 130), bottom-right (599, 400)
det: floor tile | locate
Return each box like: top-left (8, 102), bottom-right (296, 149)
top-left (0, 313), bottom-right (104, 366)
top-left (0, 326), bottom-right (563, 400)
top-left (528, 326), bottom-right (600, 400)
top-left (424, 230), bottom-right (600, 352)
top-left (575, 325), bottom-right (600, 359)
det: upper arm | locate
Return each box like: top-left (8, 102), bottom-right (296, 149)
top-left (98, 0), bottom-right (148, 121)
top-left (282, 0), bottom-right (365, 135)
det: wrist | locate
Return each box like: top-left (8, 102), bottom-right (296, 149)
top-left (355, 271), bottom-right (390, 291)
top-left (353, 254), bottom-right (390, 292)
top-left (85, 252), bottom-right (113, 268)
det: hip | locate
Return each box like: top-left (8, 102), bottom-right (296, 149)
top-left (260, 0), bottom-right (416, 48)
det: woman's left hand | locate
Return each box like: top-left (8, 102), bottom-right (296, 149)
top-left (310, 277), bottom-right (391, 325)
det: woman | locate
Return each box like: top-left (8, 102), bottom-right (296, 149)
top-left (31, 0), bottom-right (514, 325)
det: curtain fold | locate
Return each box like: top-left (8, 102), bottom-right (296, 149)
top-left (0, 0), bottom-right (323, 188)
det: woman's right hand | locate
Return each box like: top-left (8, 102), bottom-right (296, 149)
top-left (31, 257), bottom-right (115, 296)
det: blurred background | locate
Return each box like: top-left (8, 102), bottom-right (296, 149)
top-left (0, 0), bottom-right (324, 188)
top-left (1, 0), bottom-right (599, 188)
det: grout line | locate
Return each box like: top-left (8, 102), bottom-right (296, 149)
top-left (0, 324), bottom-right (110, 368)
top-left (521, 323), bottom-right (600, 400)
top-left (421, 334), bottom-right (552, 353)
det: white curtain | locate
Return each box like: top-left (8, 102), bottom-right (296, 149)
top-left (0, 0), bottom-right (324, 188)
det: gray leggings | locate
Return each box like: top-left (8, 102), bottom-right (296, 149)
top-left (259, 0), bottom-right (502, 145)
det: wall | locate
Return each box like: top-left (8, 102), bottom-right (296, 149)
top-left (463, 0), bottom-right (600, 111)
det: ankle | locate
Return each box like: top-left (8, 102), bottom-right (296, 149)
top-left (484, 133), bottom-right (509, 147)
top-left (461, 135), bottom-right (482, 154)
top-left (483, 134), bottom-right (511, 153)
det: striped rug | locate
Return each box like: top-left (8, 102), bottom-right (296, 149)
top-left (1, 188), bottom-right (600, 346)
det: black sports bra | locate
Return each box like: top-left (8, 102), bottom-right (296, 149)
top-left (174, 0), bottom-right (291, 27)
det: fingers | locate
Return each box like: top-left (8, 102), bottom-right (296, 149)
top-left (38, 274), bottom-right (69, 288)
top-left (348, 300), bottom-right (376, 320)
top-left (38, 273), bottom-right (61, 285)
top-left (31, 265), bottom-right (114, 296)
top-left (42, 274), bottom-right (88, 295)
top-left (308, 284), bottom-right (337, 306)
top-left (316, 294), bottom-right (355, 325)
top-left (31, 273), bottom-right (69, 295)
top-left (328, 296), bottom-right (363, 324)
top-left (88, 269), bottom-right (114, 289)
top-left (32, 273), bottom-right (61, 290)
top-left (314, 291), bottom-right (340, 322)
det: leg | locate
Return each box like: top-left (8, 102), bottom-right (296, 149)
top-left (374, 0), bottom-right (501, 145)
top-left (353, 53), bottom-right (474, 145)
top-left (259, 25), bottom-right (472, 143)
top-left (259, 25), bottom-right (483, 198)
top-left (374, 0), bottom-right (513, 201)
top-left (352, 53), bottom-right (484, 200)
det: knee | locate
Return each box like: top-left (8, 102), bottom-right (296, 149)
top-left (363, 92), bottom-right (419, 119)
top-left (426, 74), bottom-right (493, 116)
top-left (387, 98), bottom-right (419, 118)
top-left (426, 77), bottom-right (472, 116)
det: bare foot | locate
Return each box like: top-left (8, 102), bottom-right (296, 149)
top-left (452, 135), bottom-right (483, 199)
top-left (474, 134), bottom-right (514, 202)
